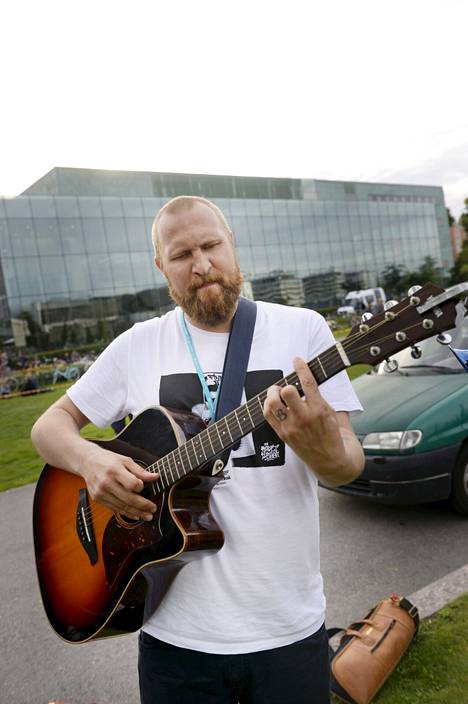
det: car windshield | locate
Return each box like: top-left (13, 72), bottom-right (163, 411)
top-left (378, 302), bottom-right (468, 375)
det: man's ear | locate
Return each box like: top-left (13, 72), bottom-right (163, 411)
top-left (155, 256), bottom-right (164, 275)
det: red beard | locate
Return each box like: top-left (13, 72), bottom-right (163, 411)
top-left (168, 266), bottom-right (243, 327)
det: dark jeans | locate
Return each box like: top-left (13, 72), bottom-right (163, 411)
top-left (138, 624), bottom-right (330, 704)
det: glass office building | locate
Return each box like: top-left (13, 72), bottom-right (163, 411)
top-left (0, 167), bottom-right (450, 347)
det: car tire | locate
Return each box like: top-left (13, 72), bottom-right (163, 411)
top-left (450, 444), bottom-right (468, 516)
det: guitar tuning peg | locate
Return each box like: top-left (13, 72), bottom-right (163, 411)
top-left (436, 333), bottom-right (452, 346)
top-left (384, 300), bottom-right (399, 311)
top-left (383, 358), bottom-right (399, 373)
top-left (407, 285), bottom-right (422, 296)
top-left (411, 345), bottom-right (422, 359)
top-left (361, 312), bottom-right (373, 323)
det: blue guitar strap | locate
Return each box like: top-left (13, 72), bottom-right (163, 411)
top-left (214, 297), bottom-right (257, 423)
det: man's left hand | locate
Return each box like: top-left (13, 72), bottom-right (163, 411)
top-left (263, 357), bottom-right (364, 486)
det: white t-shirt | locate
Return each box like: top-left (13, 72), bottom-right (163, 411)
top-left (68, 301), bottom-right (362, 654)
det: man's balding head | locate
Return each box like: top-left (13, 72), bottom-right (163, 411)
top-left (151, 196), bottom-right (232, 263)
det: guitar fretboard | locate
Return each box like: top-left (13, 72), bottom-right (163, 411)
top-left (151, 342), bottom-right (348, 492)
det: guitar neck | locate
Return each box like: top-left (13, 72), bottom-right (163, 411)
top-left (154, 341), bottom-right (349, 488)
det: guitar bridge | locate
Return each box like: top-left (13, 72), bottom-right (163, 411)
top-left (76, 488), bottom-right (98, 565)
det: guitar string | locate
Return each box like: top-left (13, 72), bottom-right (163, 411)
top-left (83, 287), bottom-right (457, 523)
top-left (78, 300), bottom-right (445, 522)
top-left (77, 310), bottom-right (439, 524)
top-left (82, 297), bottom-right (428, 511)
top-left (139, 303), bottom-right (431, 485)
top-left (49, 295), bottom-right (451, 553)
top-left (149, 306), bottom-right (447, 495)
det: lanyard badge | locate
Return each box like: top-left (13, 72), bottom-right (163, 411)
top-left (179, 310), bottom-right (219, 421)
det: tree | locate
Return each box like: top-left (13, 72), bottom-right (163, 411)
top-left (379, 264), bottom-right (407, 298)
top-left (447, 208), bottom-right (455, 227)
top-left (417, 256), bottom-right (444, 284)
top-left (450, 239), bottom-right (468, 284)
top-left (343, 272), bottom-right (364, 291)
top-left (405, 256), bottom-right (445, 289)
top-left (60, 322), bottom-right (68, 347)
top-left (459, 198), bottom-right (468, 235)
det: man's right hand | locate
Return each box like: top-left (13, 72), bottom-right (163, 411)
top-left (79, 445), bottom-right (159, 521)
top-left (31, 394), bottom-right (159, 522)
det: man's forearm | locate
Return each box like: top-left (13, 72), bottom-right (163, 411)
top-left (312, 427), bottom-right (364, 488)
top-left (31, 406), bottom-right (95, 477)
top-left (32, 402), bottom-right (159, 521)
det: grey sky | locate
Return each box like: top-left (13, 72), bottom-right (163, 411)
top-left (1, 0), bottom-right (467, 216)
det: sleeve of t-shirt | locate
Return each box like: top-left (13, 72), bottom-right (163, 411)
top-left (67, 329), bottom-right (131, 428)
top-left (308, 313), bottom-right (363, 416)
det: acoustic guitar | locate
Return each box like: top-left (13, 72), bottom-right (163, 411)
top-left (32, 282), bottom-right (467, 643)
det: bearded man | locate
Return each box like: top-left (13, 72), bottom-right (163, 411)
top-left (32, 196), bottom-right (364, 704)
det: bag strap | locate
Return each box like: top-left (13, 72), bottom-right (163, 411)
top-left (327, 595), bottom-right (420, 653)
top-left (397, 596), bottom-right (420, 632)
top-left (214, 297), bottom-right (257, 422)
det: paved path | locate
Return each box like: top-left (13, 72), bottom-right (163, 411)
top-left (1, 483), bottom-right (466, 704)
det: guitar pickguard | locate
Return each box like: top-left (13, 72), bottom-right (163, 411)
top-left (102, 493), bottom-right (167, 589)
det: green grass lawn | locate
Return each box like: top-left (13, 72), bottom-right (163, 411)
top-left (0, 367), bottom-right (370, 492)
top-left (0, 383), bottom-right (113, 491)
top-left (373, 592), bottom-right (468, 703)
top-left (348, 364), bottom-right (371, 380)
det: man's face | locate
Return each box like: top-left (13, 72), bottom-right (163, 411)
top-left (156, 203), bottom-right (243, 327)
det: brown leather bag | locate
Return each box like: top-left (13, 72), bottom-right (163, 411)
top-left (328, 595), bottom-right (419, 704)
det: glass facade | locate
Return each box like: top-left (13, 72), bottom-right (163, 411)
top-left (0, 169), bottom-right (450, 347)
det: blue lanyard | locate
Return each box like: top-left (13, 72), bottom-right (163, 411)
top-left (179, 310), bottom-right (219, 421)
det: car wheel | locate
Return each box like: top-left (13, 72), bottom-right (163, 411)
top-left (450, 444), bottom-right (468, 516)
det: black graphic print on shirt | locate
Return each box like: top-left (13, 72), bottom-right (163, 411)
top-left (159, 369), bottom-right (285, 468)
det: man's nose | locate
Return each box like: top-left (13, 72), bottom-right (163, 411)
top-left (191, 249), bottom-right (212, 276)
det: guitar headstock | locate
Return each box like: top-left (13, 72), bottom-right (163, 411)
top-left (342, 282), bottom-right (468, 366)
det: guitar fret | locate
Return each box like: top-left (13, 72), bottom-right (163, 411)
top-left (199, 431), bottom-right (211, 458)
top-left (233, 410), bottom-right (243, 434)
top-left (158, 461), bottom-right (166, 489)
top-left (155, 463), bottom-right (165, 492)
top-left (255, 395), bottom-right (264, 416)
top-left (193, 436), bottom-right (207, 462)
top-left (309, 358), bottom-right (324, 384)
top-left (226, 413), bottom-right (240, 439)
top-left (316, 355), bottom-right (327, 379)
top-left (166, 455), bottom-right (176, 483)
top-left (245, 396), bottom-right (263, 430)
top-left (214, 422), bottom-right (224, 450)
top-left (286, 373), bottom-right (298, 390)
top-left (245, 403), bottom-right (254, 428)
top-left (162, 456), bottom-right (172, 487)
top-left (206, 427), bottom-right (216, 455)
top-left (181, 443), bottom-right (193, 473)
top-left (237, 406), bottom-right (253, 434)
top-left (174, 448), bottom-right (184, 478)
top-left (209, 424), bottom-right (223, 453)
top-left (224, 416), bottom-right (234, 442)
top-left (187, 440), bottom-right (199, 471)
top-left (147, 342), bottom-right (351, 489)
top-left (166, 455), bottom-right (174, 482)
